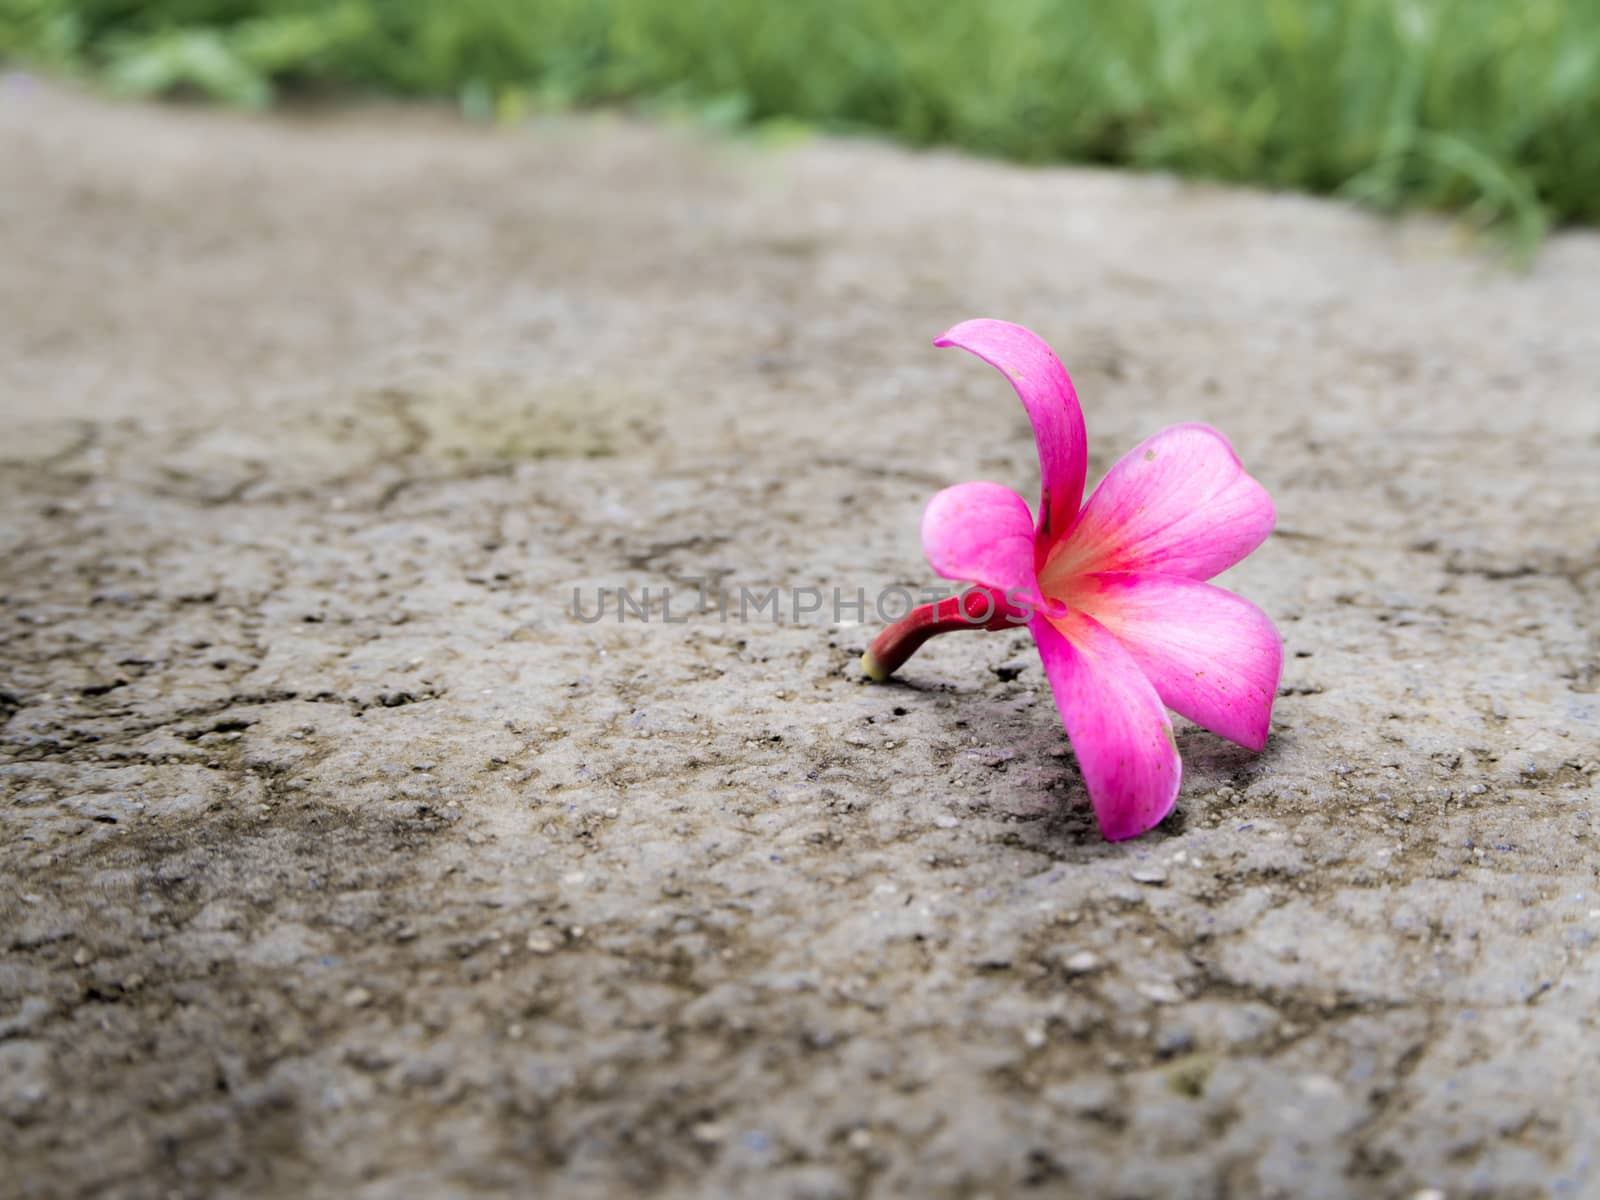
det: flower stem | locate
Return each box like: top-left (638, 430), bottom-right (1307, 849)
top-left (860, 586), bottom-right (1028, 681)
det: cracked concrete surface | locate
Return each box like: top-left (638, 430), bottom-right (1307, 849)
top-left (2, 81), bottom-right (1599, 1200)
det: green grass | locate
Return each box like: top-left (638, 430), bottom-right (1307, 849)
top-left (5, 0), bottom-right (1600, 240)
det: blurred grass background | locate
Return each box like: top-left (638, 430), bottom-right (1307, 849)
top-left (3, 0), bottom-right (1598, 242)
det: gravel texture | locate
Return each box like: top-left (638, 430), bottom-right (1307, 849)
top-left (2, 80), bottom-right (1598, 1200)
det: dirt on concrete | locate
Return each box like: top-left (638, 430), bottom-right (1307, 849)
top-left (1, 79), bottom-right (1598, 1200)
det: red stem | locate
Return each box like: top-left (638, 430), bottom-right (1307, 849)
top-left (860, 586), bottom-right (1029, 681)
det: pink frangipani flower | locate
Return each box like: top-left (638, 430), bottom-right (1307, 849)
top-left (862, 319), bottom-right (1282, 841)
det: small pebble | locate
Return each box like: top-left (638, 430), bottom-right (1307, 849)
top-left (1138, 982), bottom-right (1183, 1005)
top-left (1064, 951), bottom-right (1101, 974)
top-left (526, 933), bottom-right (559, 954)
top-left (342, 986), bottom-right (373, 1009)
top-left (1154, 1025), bottom-right (1195, 1057)
top-left (1130, 866), bottom-right (1168, 886)
top-left (960, 747), bottom-right (1016, 768)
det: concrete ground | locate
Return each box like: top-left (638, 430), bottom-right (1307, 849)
top-left (1, 79), bottom-right (1598, 1200)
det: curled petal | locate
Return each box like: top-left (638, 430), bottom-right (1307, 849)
top-left (1031, 611), bottom-right (1181, 841)
top-left (1060, 572), bottom-right (1282, 751)
top-left (934, 319), bottom-right (1088, 548)
top-left (920, 481), bottom-right (1042, 604)
top-left (1039, 423), bottom-right (1274, 585)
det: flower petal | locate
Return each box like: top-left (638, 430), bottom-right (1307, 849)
top-left (934, 319), bottom-right (1088, 548)
top-left (920, 481), bottom-right (1041, 601)
top-left (1039, 423), bottom-right (1274, 585)
top-left (1030, 611), bottom-right (1181, 841)
top-left (1059, 572), bottom-right (1282, 752)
